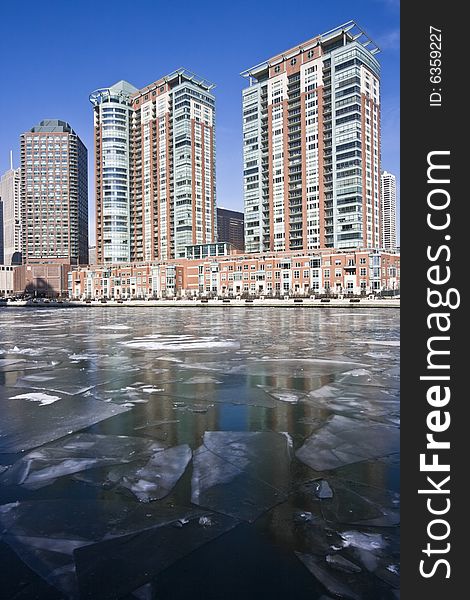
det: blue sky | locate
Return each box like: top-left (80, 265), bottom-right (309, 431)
top-left (0, 0), bottom-right (399, 243)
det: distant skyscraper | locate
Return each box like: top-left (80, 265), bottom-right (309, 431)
top-left (0, 199), bottom-right (3, 264)
top-left (381, 170), bottom-right (397, 250)
top-left (241, 21), bottom-right (381, 253)
top-left (88, 245), bottom-right (97, 265)
top-left (90, 69), bottom-right (217, 264)
top-left (20, 120), bottom-right (88, 264)
top-left (0, 156), bottom-right (22, 265)
top-left (217, 207), bottom-right (244, 250)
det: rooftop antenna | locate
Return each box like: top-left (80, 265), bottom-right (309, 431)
top-left (9, 150), bottom-right (13, 170)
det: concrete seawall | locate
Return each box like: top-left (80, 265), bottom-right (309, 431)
top-left (1, 298), bottom-right (399, 309)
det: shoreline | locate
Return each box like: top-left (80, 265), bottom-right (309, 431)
top-left (2, 298), bottom-right (400, 309)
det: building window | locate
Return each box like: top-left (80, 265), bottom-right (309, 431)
top-left (290, 58), bottom-right (297, 66)
top-left (274, 65), bottom-right (281, 73)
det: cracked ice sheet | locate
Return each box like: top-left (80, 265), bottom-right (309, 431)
top-left (12, 369), bottom-right (109, 396)
top-left (295, 415), bottom-right (399, 471)
top-left (257, 385), bottom-right (309, 404)
top-left (109, 444), bottom-right (192, 501)
top-left (295, 553), bottom-right (361, 600)
top-left (191, 431), bottom-right (292, 522)
top-left (310, 478), bottom-right (400, 527)
top-left (0, 499), bottom-right (233, 599)
top-left (0, 395), bottom-right (131, 454)
top-left (0, 359), bottom-right (57, 373)
top-left (0, 433), bottom-right (165, 490)
top-left (73, 511), bottom-right (238, 600)
top-left (354, 340), bottom-right (400, 347)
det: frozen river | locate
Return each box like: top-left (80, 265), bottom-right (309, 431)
top-left (0, 307), bottom-right (400, 599)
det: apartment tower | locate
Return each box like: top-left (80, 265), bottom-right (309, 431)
top-left (381, 170), bottom-right (397, 250)
top-left (0, 158), bottom-right (22, 265)
top-left (90, 69), bottom-right (217, 263)
top-left (241, 21), bottom-right (381, 253)
top-left (20, 120), bottom-right (88, 264)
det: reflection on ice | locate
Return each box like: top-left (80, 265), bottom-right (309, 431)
top-left (191, 431), bottom-right (292, 522)
top-left (0, 306), bottom-right (399, 597)
top-left (296, 415), bottom-right (399, 471)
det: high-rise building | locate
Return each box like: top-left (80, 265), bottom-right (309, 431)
top-left (217, 207), bottom-right (244, 250)
top-left (0, 199), bottom-right (3, 264)
top-left (381, 170), bottom-right (397, 250)
top-left (0, 159), bottom-right (22, 265)
top-left (20, 120), bottom-right (88, 265)
top-left (90, 69), bottom-right (217, 264)
top-left (241, 21), bottom-right (381, 253)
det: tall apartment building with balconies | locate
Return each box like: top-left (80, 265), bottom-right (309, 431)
top-left (91, 69), bottom-right (217, 264)
top-left (241, 21), bottom-right (381, 253)
top-left (381, 170), bottom-right (397, 250)
top-left (20, 120), bottom-right (88, 265)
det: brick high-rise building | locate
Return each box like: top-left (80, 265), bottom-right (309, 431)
top-left (20, 120), bottom-right (88, 265)
top-left (241, 21), bottom-right (381, 253)
top-left (90, 69), bottom-right (217, 264)
top-left (0, 158), bottom-right (22, 265)
top-left (381, 170), bottom-right (397, 250)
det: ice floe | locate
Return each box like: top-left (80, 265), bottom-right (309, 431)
top-left (0, 397), bottom-right (131, 454)
top-left (9, 392), bottom-right (61, 406)
top-left (118, 444), bottom-right (192, 501)
top-left (0, 433), bottom-right (165, 489)
top-left (120, 334), bottom-right (239, 352)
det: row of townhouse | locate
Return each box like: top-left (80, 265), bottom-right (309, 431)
top-left (69, 248), bottom-right (399, 299)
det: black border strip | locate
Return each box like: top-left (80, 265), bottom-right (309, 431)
top-left (401, 3), bottom-right (464, 597)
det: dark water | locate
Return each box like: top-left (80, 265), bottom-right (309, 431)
top-left (0, 307), bottom-right (400, 599)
